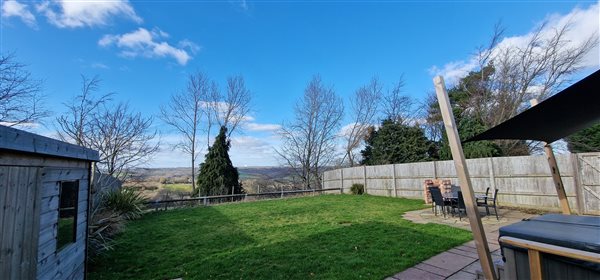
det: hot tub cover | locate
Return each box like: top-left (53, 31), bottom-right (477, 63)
top-left (499, 214), bottom-right (600, 253)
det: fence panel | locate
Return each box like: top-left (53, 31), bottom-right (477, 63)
top-left (323, 153), bottom-right (600, 213)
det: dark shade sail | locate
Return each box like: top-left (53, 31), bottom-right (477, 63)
top-left (466, 69), bottom-right (600, 144)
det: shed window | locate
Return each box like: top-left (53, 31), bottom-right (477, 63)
top-left (57, 181), bottom-right (79, 250)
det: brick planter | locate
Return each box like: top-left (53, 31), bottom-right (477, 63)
top-left (423, 179), bottom-right (453, 203)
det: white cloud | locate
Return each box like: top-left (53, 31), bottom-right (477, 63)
top-left (430, 3), bottom-right (600, 85)
top-left (91, 62), bottom-right (109, 69)
top-left (244, 122), bottom-right (281, 132)
top-left (148, 133), bottom-right (280, 167)
top-left (338, 122), bottom-right (357, 137)
top-left (99, 28), bottom-right (195, 65)
top-left (428, 59), bottom-right (479, 86)
top-left (1, 0), bottom-right (37, 27)
top-left (230, 136), bottom-right (279, 166)
top-left (36, 0), bottom-right (141, 28)
top-left (178, 39), bottom-right (201, 54)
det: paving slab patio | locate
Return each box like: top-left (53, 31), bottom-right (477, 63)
top-left (389, 207), bottom-right (536, 279)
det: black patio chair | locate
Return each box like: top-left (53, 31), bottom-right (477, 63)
top-left (429, 187), bottom-right (451, 218)
top-left (455, 191), bottom-right (467, 220)
top-left (428, 186), bottom-right (436, 213)
top-left (486, 189), bottom-right (499, 220)
top-left (476, 187), bottom-right (490, 205)
top-left (476, 187), bottom-right (491, 213)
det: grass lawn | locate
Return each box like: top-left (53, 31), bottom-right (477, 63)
top-left (89, 195), bottom-right (472, 280)
top-left (57, 217), bottom-right (75, 250)
top-left (162, 183), bottom-right (193, 192)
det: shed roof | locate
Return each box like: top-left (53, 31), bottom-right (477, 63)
top-left (0, 125), bottom-right (99, 161)
top-left (466, 69), bottom-right (600, 143)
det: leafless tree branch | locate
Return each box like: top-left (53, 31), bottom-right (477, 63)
top-left (160, 72), bottom-right (211, 193)
top-left (342, 77), bottom-right (382, 166)
top-left (0, 53), bottom-right (48, 126)
top-left (276, 75), bottom-right (344, 189)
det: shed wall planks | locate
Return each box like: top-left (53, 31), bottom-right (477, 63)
top-left (36, 167), bottom-right (89, 280)
top-left (0, 166), bottom-right (41, 280)
top-left (1, 125), bottom-right (94, 280)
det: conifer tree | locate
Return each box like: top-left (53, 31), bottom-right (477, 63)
top-left (360, 119), bottom-right (432, 165)
top-left (566, 123), bottom-right (600, 153)
top-left (196, 126), bottom-right (243, 196)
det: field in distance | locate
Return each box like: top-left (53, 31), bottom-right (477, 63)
top-left (123, 166), bottom-right (298, 199)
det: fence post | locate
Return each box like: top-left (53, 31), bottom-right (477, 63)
top-left (321, 172), bottom-right (325, 189)
top-left (392, 164), bottom-right (397, 197)
top-left (340, 169), bottom-right (344, 193)
top-left (488, 157), bottom-right (497, 194)
top-left (571, 153), bottom-right (584, 214)
top-left (203, 197), bottom-right (207, 206)
top-left (363, 165), bottom-right (368, 194)
top-left (258, 185), bottom-right (260, 194)
top-left (281, 186), bottom-right (284, 198)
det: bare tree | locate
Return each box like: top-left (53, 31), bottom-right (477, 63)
top-left (383, 76), bottom-right (417, 125)
top-left (57, 76), bottom-right (158, 179)
top-left (342, 77), bottom-right (382, 166)
top-left (0, 53), bottom-right (48, 126)
top-left (57, 75), bottom-right (113, 145)
top-left (200, 74), bottom-right (252, 146)
top-left (87, 103), bottom-right (159, 179)
top-left (204, 81), bottom-right (220, 148)
top-left (432, 21), bottom-right (598, 155)
top-left (276, 75), bottom-right (344, 189)
top-left (160, 73), bottom-right (213, 193)
top-left (209, 75), bottom-right (252, 139)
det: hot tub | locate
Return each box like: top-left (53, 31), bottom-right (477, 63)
top-left (499, 214), bottom-right (600, 280)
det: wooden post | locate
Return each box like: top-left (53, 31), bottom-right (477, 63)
top-left (528, 249), bottom-right (542, 280)
top-left (392, 164), bottom-right (398, 197)
top-left (340, 169), bottom-right (344, 194)
top-left (571, 153), bottom-right (584, 214)
top-left (363, 165), bottom-right (367, 194)
top-left (530, 99), bottom-right (571, 215)
top-left (488, 158), bottom-right (497, 194)
top-left (434, 76), bottom-right (497, 280)
top-left (281, 186), bottom-right (284, 198)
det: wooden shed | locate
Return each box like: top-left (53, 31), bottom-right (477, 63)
top-left (0, 125), bottom-right (99, 280)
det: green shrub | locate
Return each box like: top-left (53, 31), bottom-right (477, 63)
top-left (88, 204), bottom-right (122, 259)
top-left (350, 183), bottom-right (364, 195)
top-left (103, 188), bottom-right (147, 220)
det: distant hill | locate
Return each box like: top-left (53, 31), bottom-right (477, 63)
top-left (127, 166), bottom-right (296, 183)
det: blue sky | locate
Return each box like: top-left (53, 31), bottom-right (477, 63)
top-left (1, 0), bottom-right (599, 167)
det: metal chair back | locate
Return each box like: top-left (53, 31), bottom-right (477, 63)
top-left (429, 187), bottom-right (445, 206)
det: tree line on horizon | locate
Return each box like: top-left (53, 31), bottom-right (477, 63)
top-left (1, 21), bottom-right (599, 194)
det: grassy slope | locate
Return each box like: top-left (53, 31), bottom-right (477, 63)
top-left (162, 183), bottom-right (193, 192)
top-left (89, 195), bottom-right (472, 280)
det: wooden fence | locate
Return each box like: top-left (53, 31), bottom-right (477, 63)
top-left (145, 187), bottom-right (342, 210)
top-left (323, 153), bottom-right (600, 215)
